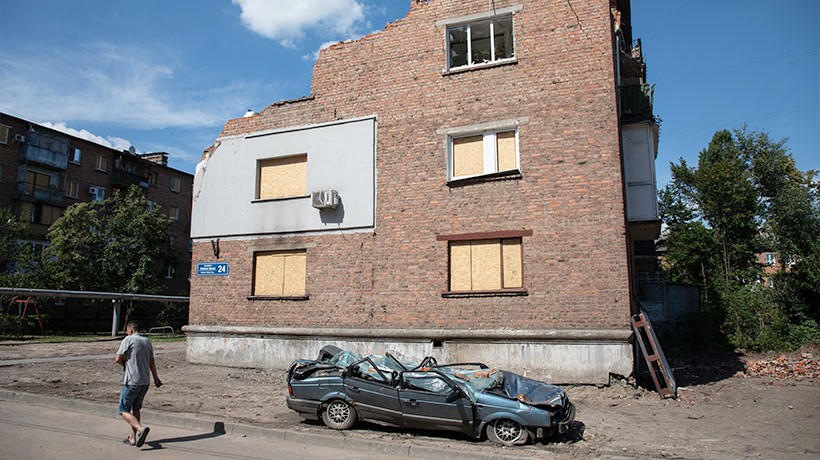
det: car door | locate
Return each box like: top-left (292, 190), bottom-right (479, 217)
top-left (397, 371), bottom-right (474, 435)
top-left (341, 358), bottom-right (402, 424)
top-left (343, 375), bottom-right (401, 424)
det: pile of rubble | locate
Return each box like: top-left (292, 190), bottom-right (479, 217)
top-left (744, 353), bottom-right (819, 380)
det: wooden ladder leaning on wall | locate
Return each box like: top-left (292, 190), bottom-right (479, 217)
top-left (631, 311), bottom-right (676, 399)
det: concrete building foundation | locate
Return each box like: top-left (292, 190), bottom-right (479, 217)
top-left (182, 325), bottom-right (633, 384)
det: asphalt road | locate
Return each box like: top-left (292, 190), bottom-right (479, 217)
top-left (0, 399), bottom-right (406, 460)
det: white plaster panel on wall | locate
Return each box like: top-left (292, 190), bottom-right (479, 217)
top-left (191, 117), bottom-right (376, 238)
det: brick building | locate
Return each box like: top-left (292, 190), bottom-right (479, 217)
top-left (186, 0), bottom-right (659, 383)
top-left (0, 112), bottom-right (194, 299)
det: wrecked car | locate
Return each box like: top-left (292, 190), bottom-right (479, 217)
top-left (286, 345), bottom-right (575, 446)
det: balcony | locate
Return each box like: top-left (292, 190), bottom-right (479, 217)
top-left (112, 170), bottom-right (149, 189)
top-left (21, 144), bottom-right (69, 170)
top-left (16, 182), bottom-right (65, 206)
top-left (620, 83), bottom-right (653, 121)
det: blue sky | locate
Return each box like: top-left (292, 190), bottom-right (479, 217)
top-left (1, 0), bottom-right (817, 187)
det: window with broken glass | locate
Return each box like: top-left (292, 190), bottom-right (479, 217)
top-left (447, 15), bottom-right (514, 70)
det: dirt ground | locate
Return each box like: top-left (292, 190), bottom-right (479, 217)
top-left (0, 338), bottom-right (818, 459)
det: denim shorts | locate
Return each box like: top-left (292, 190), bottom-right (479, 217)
top-left (118, 384), bottom-right (149, 414)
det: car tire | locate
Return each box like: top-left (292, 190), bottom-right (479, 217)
top-left (322, 399), bottom-right (357, 430)
top-left (487, 418), bottom-right (530, 446)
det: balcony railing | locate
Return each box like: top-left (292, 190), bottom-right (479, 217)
top-left (21, 144), bottom-right (69, 170)
top-left (620, 84), bottom-right (653, 121)
top-left (16, 182), bottom-right (65, 206)
top-left (112, 170), bottom-right (149, 188)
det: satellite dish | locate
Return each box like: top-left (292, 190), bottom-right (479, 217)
top-left (128, 146), bottom-right (136, 155)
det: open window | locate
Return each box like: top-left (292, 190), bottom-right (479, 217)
top-left (446, 14), bottom-right (515, 70)
top-left (401, 371), bottom-right (454, 394)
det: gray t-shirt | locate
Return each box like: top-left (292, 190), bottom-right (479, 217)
top-left (116, 333), bottom-right (154, 386)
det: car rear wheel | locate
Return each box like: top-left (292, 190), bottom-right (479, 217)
top-left (322, 399), bottom-right (357, 430)
top-left (487, 419), bottom-right (530, 446)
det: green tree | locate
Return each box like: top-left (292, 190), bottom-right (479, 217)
top-left (0, 206), bottom-right (44, 288)
top-left (660, 127), bottom-right (819, 351)
top-left (663, 130), bottom-right (760, 283)
top-left (736, 127), bottom-right (820, 333)
top-left (45, 186), bottom-right (174, 294)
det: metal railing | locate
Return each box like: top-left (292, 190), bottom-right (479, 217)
top-left (0, 287), bottom-right (188, 337)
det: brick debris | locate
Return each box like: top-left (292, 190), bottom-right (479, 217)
top-left (744, 354), bottom-right (819, 379)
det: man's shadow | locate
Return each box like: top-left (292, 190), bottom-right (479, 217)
top-left (142, 422), bottom-right (226, 450)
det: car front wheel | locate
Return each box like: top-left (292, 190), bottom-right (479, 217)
top-left (322, 399), bottom-right (357, 430)
top-left (487, 418), bottom-right (530, 446)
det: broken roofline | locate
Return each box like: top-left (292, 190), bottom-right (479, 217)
top-left (240, 0), bottom-right (429, 117)
top-left (264, 95), bottom-right (315, 110)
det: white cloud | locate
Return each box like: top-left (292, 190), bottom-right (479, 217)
top-left (39, 122), bottom-right (135, 152)
top-left (232, 0), bottom-right (365, 47)
top-left (0, 42), bottom-right (257, 130)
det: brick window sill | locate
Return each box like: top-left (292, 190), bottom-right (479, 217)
top-left (247, 295), bottom-right (310, 301)
top-left (441, 289), bottom-right (528, 298)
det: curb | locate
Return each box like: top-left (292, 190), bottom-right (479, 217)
top-left (0, 389), bottom-right (533, 460)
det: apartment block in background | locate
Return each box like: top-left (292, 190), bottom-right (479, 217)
top-left (0, 112), bottom-right (193, 298)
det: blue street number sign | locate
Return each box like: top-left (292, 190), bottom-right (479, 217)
top-left (197, 262), bottom-right (229, 276)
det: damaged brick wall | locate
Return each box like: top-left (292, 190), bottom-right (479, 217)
top-left (191, 0), bottom-right (630, 330)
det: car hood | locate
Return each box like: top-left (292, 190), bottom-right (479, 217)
top-left (492, 371), bottom-right (566, 408)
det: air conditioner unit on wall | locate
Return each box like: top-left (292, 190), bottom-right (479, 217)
top-left (14, 134), bottom-right (26, 143)
top-left (311, 190), bottom-right (339, 209)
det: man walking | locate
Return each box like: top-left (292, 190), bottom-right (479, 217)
top-left (115, 320), bottom-right (162, 447)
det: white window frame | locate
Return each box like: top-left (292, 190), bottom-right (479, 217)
top-left (165, 265), bottom-right (175, 279)
top-left (437, 5), bottom-right (521, 72)
top-left (170, 176), bottom-right (181, 192)
top-left (71, 148), bottom-right (82, 164)
top-left (96, 155), bottom-right (107, 172)
top-left (65, 179), bottom-right (80, 198)
top-left (764, 253), bottom-right (776, 266)
top-left (441, 121), bottom-right (522, 182)
top-left (170, 206), bottom-right (180, 221)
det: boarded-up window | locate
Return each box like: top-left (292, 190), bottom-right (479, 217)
top-left (253, 250), bottom-right (307, 296)
top-left (452, 135), bottom-right (484, 178)
top-left (20, 202), bottom-right (61, 225)
top-left (449, 129), bottom-right (517, 180)
top-left (449, 238), bottom-right (522, 292)
top-left (24, 170), bottom-right (51, 195)
top-left (496, 131), bottom-right (517, 172)
top-left (258, 155), bottom-right (307, 199)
